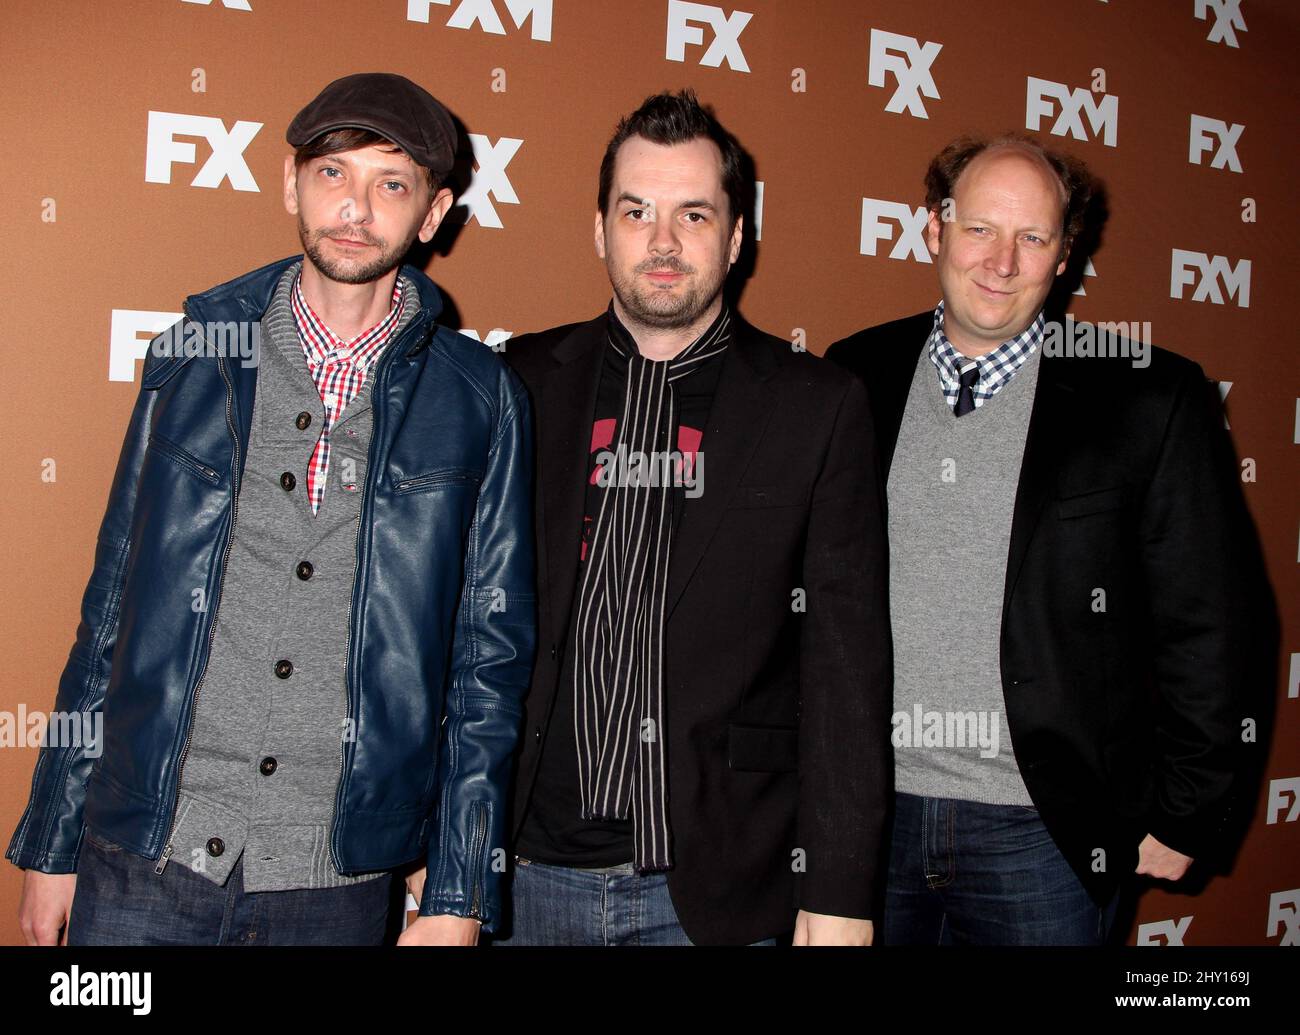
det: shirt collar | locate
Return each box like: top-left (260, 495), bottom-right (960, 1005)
top-left (291, 268), bottom-right (406, 371)
top-left (926, 299), bottom-right (1045, 393)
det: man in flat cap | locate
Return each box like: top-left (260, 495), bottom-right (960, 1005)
top-left (9, 73), bottom-right (536, 946)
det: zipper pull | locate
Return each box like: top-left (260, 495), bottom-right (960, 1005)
top-left (154, 844), bottom-right (174, 875)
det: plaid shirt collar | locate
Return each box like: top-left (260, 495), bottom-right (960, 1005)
top-left (926, 299), bottom-right (1045, 412)
top-left (289, 268), bottom-right (407, 515)
top-left (291, 268), bottom-right (405, 378)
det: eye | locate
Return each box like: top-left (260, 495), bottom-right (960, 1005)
top-left (321, 166), bottom-right (341, 179)
top-left (627, 208), bottom-right (648, 220)
top-left (683, 212), bottom-right (707, 224)
top-left (969, 225), bottom-right (989, 235)
top-left (384, 181), bottom-right (406, 193)
top-left (1023, 234), bottom-right (1043, 244)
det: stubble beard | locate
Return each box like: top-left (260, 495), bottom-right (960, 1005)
top-left (299, 214), bottom-right (421, 285)
top-left (608, 253), bottom-right (730, 331)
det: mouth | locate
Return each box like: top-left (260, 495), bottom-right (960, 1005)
top-left (642, 269), bottom-right (687, 284)
top-left (329, 236), bottom-right (374, 249)
top-left (975, 283), bottom-right (1013, 300)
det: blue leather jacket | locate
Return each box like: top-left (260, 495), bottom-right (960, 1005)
top-left (5, 255), bottom-right (536, 932)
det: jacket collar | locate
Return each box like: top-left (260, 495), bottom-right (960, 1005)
top-left (178, 256), bottom-right (445, 480)
top-left (184, 254), bottom-right (445, 357)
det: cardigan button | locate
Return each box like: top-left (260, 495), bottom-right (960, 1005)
top-left (280, 471), bottom-right (296, 491)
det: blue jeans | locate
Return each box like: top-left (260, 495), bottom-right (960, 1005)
top-left (883, 792), bottom-right (1121, 946)
top-left (491, 856), bottom-right (778, 946)
top-left (66, 826), bottom-right (392, 945)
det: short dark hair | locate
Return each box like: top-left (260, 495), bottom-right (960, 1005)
top-left (923, 132), bottom-right (1093, 251)
top-left (293, 127), bottom-right (440, 199)
top-left (598, 89), bottom-right (748, 230)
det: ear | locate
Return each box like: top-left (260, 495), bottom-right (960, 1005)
top-left (924, 208), bottom-right (943, 260)
top-left (283, 155), bottom-right (301, 215)
top-left (1055, 239), bottom-right (1071, 278)
top-left (417, 187), bottom-right (456, 243)
top-left (727, 214), bottom-right (743, 265)
top-left (593, 209), bottom-right (607, 260)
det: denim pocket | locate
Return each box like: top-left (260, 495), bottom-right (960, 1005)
top-left (82, 827), bottom-right (124, 853)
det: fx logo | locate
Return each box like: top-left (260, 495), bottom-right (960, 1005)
top-left (145, 111), bottom-right (262, 191)
top-left (665, 1), bottom-right (752, 73)
top-left (860, 199), bottom-right (930, 263)
top-left (460, 135), bottom-right (523, 229)
top-left (182, 0), bottom-right (252, 8)
top-left (109, 311), bottom-right (182, 383)
top-left (460, 328), bottom-right (514, 352)
top-left (867, 29), bottom-right (942, 119)
top-left (406, 0), bottom-right (552, 41)
top-left (1136, 916), bottom-right (1193, 946)
top-left (1170, 249), bottom-right (1251, 308)
top-left (1189, 115), bottom-right (1244, 173)
top-left (1194, 0), bottom-right (1247, 48)
top-left (1025, 77), bottom-right (1118, 148)
top-left (1266, 777), bottom-right (1300, 825)
top-left (1267, 890), bottom-right (1300, 946)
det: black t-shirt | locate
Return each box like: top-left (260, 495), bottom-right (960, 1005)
top-left (514, 306), bottom-right (726, 866)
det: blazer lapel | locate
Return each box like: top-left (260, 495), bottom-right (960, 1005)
top-left (539, 318), bottom-right (606, 641)
top-left (1003, 353), bottom-right (1077, 610)
top-left (664, 320), bottom-right (776, 620)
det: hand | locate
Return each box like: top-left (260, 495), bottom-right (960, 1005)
top-left (1135, 834), bottom-right (1194, 881)
top-left (397, 913), bottom-right (482, 946)
top-left (404, 865), bottom-right (426, 906)
top-left (18, 870), bottom-right (78, 946)
top-left (793, 909), bottom-right (873, 946)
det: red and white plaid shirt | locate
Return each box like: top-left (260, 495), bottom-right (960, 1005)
top-left (290, 269), bottom-right (406, 515)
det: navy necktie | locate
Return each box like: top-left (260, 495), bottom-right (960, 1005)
top-left (955, 363), bottom-right (979, 417)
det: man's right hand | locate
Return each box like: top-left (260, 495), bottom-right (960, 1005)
top-left (18, 870), bottom-right (77, 946)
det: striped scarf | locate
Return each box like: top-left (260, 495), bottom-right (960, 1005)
top-left (572, 305), bottom-right (731, 871)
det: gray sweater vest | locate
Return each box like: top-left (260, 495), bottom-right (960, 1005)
top-left (164, 262), bottom-right (419, 890)
top-left (887, 344), bottom-right (1041, 806)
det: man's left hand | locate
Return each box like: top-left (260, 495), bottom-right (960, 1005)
top-left (1135, 834), bottom-right (1193, 881)
top-left (793, 910), bottom-right (873, 946)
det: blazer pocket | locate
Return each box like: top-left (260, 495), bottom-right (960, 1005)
top-left (728, 484), bottom-right (809, 510)
top-left (147, 431), bottom-right (221, 485)
top-left (1056, 485), bottom-right (1126, 519)
top-left (727, 722), bottom-right (799, 772)
top-left (392, 467), bottom-right (483, 495)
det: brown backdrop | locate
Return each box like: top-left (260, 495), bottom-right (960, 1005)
top-left (1, 0), bottom-right (1296, 946)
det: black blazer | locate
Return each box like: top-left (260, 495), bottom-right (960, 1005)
top-left (503, 312), bottom-right (892, 944)
top-left (827, 312), bottom-right (1256, 905)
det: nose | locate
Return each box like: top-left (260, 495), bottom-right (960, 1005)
top-left (341, 191), bottom-right (372, 226)
top-left (988, 236), bottom-right (1018, 278)
top-left (648, 209), bottom-right (680, 256)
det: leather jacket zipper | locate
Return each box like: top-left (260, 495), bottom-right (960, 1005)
top-left (155, 339), bottom-right (241, 874)
top-left (467, 802), bottom-right (488, 920)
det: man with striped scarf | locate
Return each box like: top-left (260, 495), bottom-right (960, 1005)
top-left (493, 90), bottom-right (892, 946)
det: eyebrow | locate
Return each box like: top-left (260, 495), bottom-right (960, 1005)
top-left (616, 192), bottom-right (718, 212)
